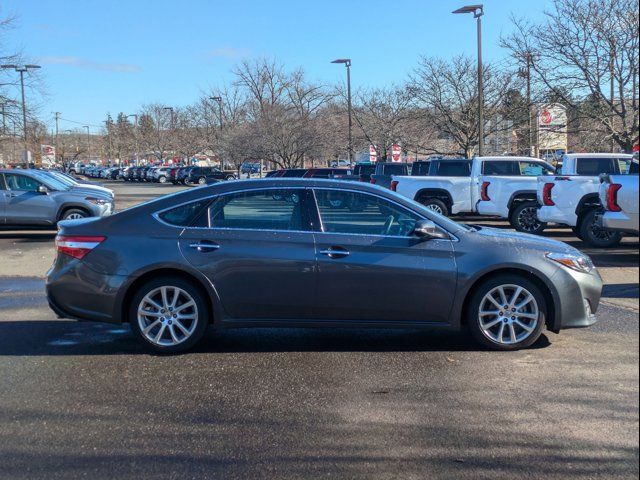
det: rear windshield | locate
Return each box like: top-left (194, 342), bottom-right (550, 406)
top-left (380, 164), bottom-right (408, 175)
top-left (434, 161), bottom-right (471, 176)
top-left (575, 158), bottom-right (616, 175)
top-left (353, 164), bottom-right (375, 176)
top-left (483, 161), bottom-right (519, 175)
top-left (281, 169), bottom-right (307, 177)
top-left (411, 162), bottom-right (431, 176)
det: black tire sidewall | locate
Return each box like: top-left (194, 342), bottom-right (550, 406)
top-left (129, 276), bottom-right (209, 353)
top-left (579, 209), bottom-right (622, 247)
top-left (467, 274), bottom-right (546, 351)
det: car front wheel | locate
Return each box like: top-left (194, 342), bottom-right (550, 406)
top-left (578, 209), bottom-right (622, 248)
top-left (467, 274), bottom-right (546, 350)
top-left (60, 208), bottom-right (89, 221)
top-left (129, 277), bottom-right (209, 353)
top-left (197, 177), bottom-right (207, 185)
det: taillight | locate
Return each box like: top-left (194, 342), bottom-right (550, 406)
top-left (390, 180), bottom-right (398, 191)
top-left (542, 183), bottom-right (555, 206)
top-left (481, 181), bottom-right (491, 201)
top-left (606, 183), bottom-right (622, 212)
top-left (370, 177), bottom-right (377, 185)
top-left (55, 235), bottom-right (106, 260)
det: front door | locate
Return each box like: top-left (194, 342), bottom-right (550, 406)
top-left (312, 189), bottom-right (457, 323)
top-left (3, 173), bottom-right (56, 226)
top-left (179, 188), bottom-right (318, 320)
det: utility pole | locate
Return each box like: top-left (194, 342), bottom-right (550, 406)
top-left (1, 103), bottom-right (6, 135)
top-left (83, 126), bottom-right (90, 162)
top-left (209, 97), bottom-right (223, 130)
top-left (610, 42), bottom-right (616, 153)
top-left (126, 114), bottom-right (138, 165)
top-left (331, 59), bottom-right (353, 163)
top-left (54, 112), bottom-right (61, 164)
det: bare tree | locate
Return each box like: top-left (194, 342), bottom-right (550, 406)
top-left (502, 0), bottom-right (639, 151)
top-left (138, 104), bottom-right (174, 162)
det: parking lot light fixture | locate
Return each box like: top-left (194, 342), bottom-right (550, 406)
top-left (209, 97), bottom-right (223, 130)
top-left (453, 4), bottom-right (484, 156)
top-left (331, 58), bottom-right (353, 163)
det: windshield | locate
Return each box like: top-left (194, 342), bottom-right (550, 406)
top-left (45, 171), bottom-right (78, 186)
top-left (30, 171), bottom-right (72, 191)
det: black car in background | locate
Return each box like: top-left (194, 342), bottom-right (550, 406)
top-left (181, 166), bottom-right (236, 185)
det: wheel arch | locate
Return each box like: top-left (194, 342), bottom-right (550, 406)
top-left (507, 190), bottom-right (538, 211)
top-left (413, 188), bottom-right (453, 209)
top-left (458, 267), bottom-right (559, 332)
top-left (575, 193), bottom-right (601, 217)
top-left (119, 267), bottom-right (219, 326)
top-left (56, 203), bottom-right (92, 221)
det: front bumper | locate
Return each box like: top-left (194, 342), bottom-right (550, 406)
top-left (550, 265), bottom-right (603, 330)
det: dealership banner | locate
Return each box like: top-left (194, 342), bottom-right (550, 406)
top-left (369, 145), bottom-right (377, 162)
top-left (537, 104), bottom-right (568, 151)
top-left (41, 145), bottom-right (56, 166)
top-left (391, 144), bottom-right (402, 162)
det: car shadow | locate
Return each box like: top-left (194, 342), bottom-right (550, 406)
top-left (0, 320), bottom-right (551, 356)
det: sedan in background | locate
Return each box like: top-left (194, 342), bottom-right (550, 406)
top-left (46, 179), bottom-right (602, 353)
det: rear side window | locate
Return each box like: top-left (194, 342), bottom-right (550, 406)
top-left (435, 161), bottom-right (471, 176)
top-left (519, 162), bottom-right (552, 176)
top-left (354, 164), bottom-right (375, 176)
top-left (381, 164), bottom-right (408, 175)
top-left (575, 158), bottom-right (615, 175)
top-left (483, 161), bottom-right (518, 175)
top-left (157, 199), bottom-right (211, 227)
top-left (209, 189), bottom-right (308, 231)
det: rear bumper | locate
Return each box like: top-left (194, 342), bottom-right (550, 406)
top-left (46, 258), bottom-right (127, 324)
top-left (537, 206), bottom-right (577, 227)
top-left (599, 211), bottom-right (639, 233)
top-left (476, 200), bottom-right (508, 219)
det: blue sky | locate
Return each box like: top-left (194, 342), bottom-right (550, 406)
top-left (2, 0), bottom-right (551, 131)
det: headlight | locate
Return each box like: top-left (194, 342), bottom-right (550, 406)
top-left (85, 197), bottom-right (108, 205)
top-left (545, 251), bottom-right (594, 273)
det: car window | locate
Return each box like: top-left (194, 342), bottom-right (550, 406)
top-left (353, 164), bottom-right (375, 176)
top-left (158, 199), bottom-right (211, 227)
top-left (618, 158), bottom-right (632, 174)
top-left (4, 174), bottom-right (41, 191)
top-left (209, 189), bottom-right (307, 231)
top-left (0, 174), bottom-right (6, 190)
top-left (483, 161), bottom-right (519, 175)
top-left (381, 164), bottom-right (408, 175)
top-left (281, 169), bottom-right (307, 177)
top-left (575, 158), bottom-right (615, 175)
top-left (315, 189), bottom-right (421, 237)
top-left (411, 162), bottom-right (431, 176)
top-left (435, 161), bottom-right (471, 176)
top-left (519, 162), bottom-right (552, 176)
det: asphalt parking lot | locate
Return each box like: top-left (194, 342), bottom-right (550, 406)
top-left (0, 180), bottom-right (638, 479)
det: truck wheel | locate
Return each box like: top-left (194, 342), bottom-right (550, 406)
top-left (510, 202), bottom-right (546, 235)
top-left (420, 198), bottom-right (449, 216)
top-left (578, 209), bottom-right (622, 248)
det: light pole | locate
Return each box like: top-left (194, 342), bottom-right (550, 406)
top-left (209, 96), bottom-right (223, 130)
top-left (163, 107), bottom-right (174, 164)
top-left (83, 125), bottom-right (90, 162)
top-left (331, 58), bottom-right (353, 163)
top-left (126, 114), bottom-right (138, 165)
top-left (1, 64), bottom-right (41, 166)
top-left (453, 5), bottom-right (484, 156)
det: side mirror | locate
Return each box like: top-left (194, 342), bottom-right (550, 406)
top-left (37, 185), bottom-right (49, 195)
top-left (413, 219), bottom-right (449, 240)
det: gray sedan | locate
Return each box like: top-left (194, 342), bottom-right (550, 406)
top-left (0, 169), bottom-right (114, 226)
top-left (46, 179), bottom-right (602, 353)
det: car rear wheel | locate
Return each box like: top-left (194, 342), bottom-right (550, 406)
top-left (61, 208), bottom-right (89, 221)
top-left (198, 177), bottom-right (207, 185)
top-left (419, 198), bottom-right (449, 216)
top-left (129, 277), bottom-right (209, 353)
top-left (158, 176), bottom-right (167, 184)
top-left (467, 274), bottom-right (546, 350)
top-left (510, 202), bottom-right (546, 235)
top-left (578, 209), bottom-right (622, 248)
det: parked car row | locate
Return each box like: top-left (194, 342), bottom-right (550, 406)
top-left (119, 165), bottom-right (237, 185)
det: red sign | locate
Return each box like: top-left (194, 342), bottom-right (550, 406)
top-left (369, 145), bottom-right (377, 163)
top-left (540, 110), bottom-right (552, 124)
top-left (391, 144), bottom-right (402, 163)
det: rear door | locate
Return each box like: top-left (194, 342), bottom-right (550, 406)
top-left (178, 187), bottom-right (318, 320)
top-left (311, 188), bottom-right (457, 323)
top-left (3, 173), bottom-right (57, 225)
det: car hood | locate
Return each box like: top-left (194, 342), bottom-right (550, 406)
top-left (70, 185), bottom-right (114, 198)
top-left (472, 226), bottom-right (582, 255)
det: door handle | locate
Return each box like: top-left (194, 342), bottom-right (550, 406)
top-left (189, 241), bottom-right (220, 252)
top-left (320, 247), bottom-right (350, 258)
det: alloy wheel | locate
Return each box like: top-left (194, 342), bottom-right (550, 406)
top-left (65, 212), bottom-right (86, 220)
top-left (478, 284), bottom-right (539, 345)
top-left (426, 204), bottom-right (443, 214)
top-left (137, 286), bottom-right (199, 347)
top-left (517, 206), bottom-right (542, 233)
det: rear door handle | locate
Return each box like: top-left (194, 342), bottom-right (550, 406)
top-left (189, 241), bottom-right (220, 252)
top-left (320, 247), bottom-right (350, 258)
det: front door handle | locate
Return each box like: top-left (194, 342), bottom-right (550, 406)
top-left (320, 247), bottom-right (350, 259)
top-left (189, 241), bottom-right (220, 253)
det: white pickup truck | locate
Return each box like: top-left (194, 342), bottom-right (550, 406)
top-left (598, 167), bottom-right (639, 233)
top-left (391, 156), bottom-right (554, 219)
top-left (537, 153), bottom-right (635, 247)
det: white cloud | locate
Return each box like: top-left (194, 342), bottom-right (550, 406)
top-left (38, 56), bottom-right (141, 73)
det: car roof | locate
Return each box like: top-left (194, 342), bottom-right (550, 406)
top-left (475, 156), bottom-right (545, 162)
top-left (563, 153), bottom-right (633, 158)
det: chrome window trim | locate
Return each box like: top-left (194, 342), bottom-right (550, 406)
top-left (152, 184), bottom-right (459, 241)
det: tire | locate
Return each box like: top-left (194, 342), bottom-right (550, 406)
top-left (419, 198), bottom-right (449, 216)
top-left (198, 177), bottom-right (207, 185)
top-left (467, 274), bottom-right (546, 351)
top-left (158, 176), bottom-right (167, 184)
top-left (225, 175), bottom-right (235, 181)
top-left (509, 202), bottom-right (546, 235)
top-left (129, 276), bottom-right (209, 353)
top-left (60, 208), bottom-right (89, 221)
top-left (577, 209), bottom-right (622, 248)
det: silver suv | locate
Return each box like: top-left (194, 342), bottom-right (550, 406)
top-left (0, 169), bottom-right (114, 226)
